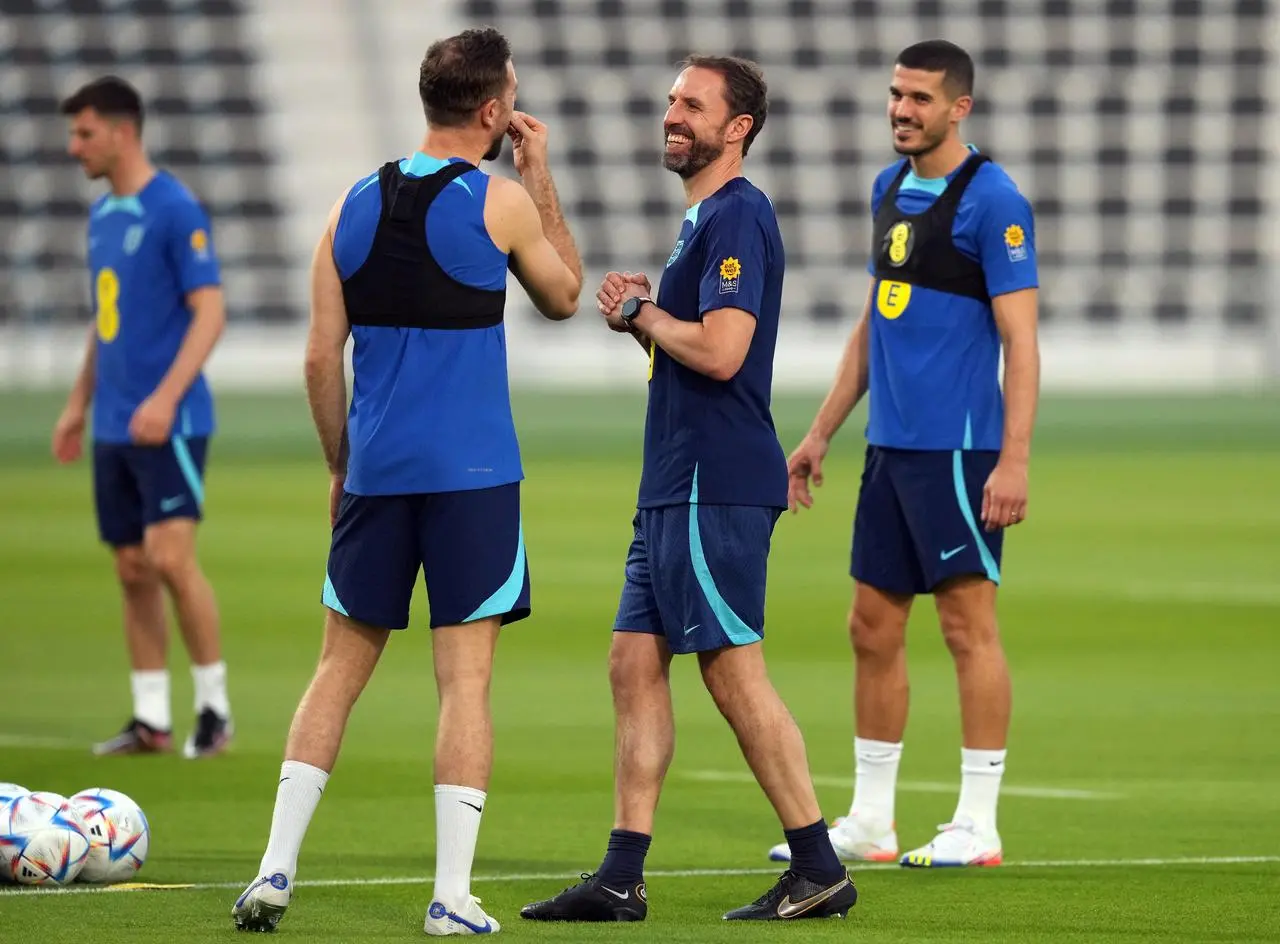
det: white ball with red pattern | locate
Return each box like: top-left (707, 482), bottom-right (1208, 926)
top-left (0, 783), bottom-right (29, 806)
top-left (3, 791), bottom-right (91, 885)
top-left (70, 788), bottom-right (150, 884)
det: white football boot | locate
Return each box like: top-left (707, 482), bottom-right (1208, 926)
top-left (232, 871), bottom-right (291, 932)
top-left (767, 813), bottom-right (899, 863)
top-left (899, 816), bottom-right (1002, 868)
top-left (425, 896), bottom-right (501, 935)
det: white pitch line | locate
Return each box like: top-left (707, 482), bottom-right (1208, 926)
top-left (685, 769), bottom-right (1124, 800)
top-left (2, 855), bottom-right (1277, 898)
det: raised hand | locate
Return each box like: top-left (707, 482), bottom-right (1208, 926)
top-left (507, 111), bottom-right (549, 178)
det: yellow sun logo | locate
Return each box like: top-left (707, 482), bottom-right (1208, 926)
top-left (1004, 225), bottom-right (1025, 249)
top-left (719, 256), bottom-right (741, 280)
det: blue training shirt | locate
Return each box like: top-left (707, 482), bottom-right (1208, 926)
top-left (333, 152), bottom-right (521, 496)
top-left (87, 171), bottom-right (221, 443)
top-left (639, 177), bottom-right (788, 509)
top-left (866, 151), bottom-right (1038, 451)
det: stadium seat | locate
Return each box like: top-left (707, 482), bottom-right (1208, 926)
top-left (0, 0), bottom-right (292, 325)
top-left (462, 0), bottom-right (1270, 327)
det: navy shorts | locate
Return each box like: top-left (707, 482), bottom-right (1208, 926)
top-left (322, 483), bottom-right (530, 631)
top-left (93, 437), bottom-right (208, 547)
top-left (851, 445), bottom-right (1004, 595)
top-left (614, 503), bottom-right (780, 655)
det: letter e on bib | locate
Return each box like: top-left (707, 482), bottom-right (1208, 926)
top-left (877, 280), bottom-right (911, 320)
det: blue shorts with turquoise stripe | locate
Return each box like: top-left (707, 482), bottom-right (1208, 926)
top-left (93, 436), bottom-right (208, 547)
top-left (614, 503), bottom-right (781, 655)
top-left (323, 483), bottom-right (529, 631)
top-left (851, 445), bottom-right (1004, 595)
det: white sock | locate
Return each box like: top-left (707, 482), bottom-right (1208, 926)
top-left (954, 747), bottom-right (1006, 834)
top-left (432, 785), bottom-right (487, 906)
top-left (130, 670), bottom-right (171, 731)
top-left (258, 760), bottom-right (329, 882)
top-left (848, 737), bottom-right (902, 827)
top-left (191, 661), bottom-right (231, 718)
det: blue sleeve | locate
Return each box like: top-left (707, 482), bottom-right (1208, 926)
top-left (697, 201), bottom-right (768, 318)
top-left (866, 171), bottom-right (890, 276)
top-left (165, 199), bottom-right (221, 294)
top-left (974, 185), bottom-right (1038, 297)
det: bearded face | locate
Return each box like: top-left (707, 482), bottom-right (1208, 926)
top-left (662, 119), bottom-right (727, 178)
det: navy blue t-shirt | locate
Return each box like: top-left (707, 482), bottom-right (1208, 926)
top-left (333, 152), bottom-right (521, 496)
top-left (638, 177), bottom-right (788, 509)
top-left (87, 172), bottom-right (220, 443)
top-left (866, 151), bottom-right (1038, 451)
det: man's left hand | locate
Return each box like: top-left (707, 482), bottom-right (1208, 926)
top-left (600, 271), bottom-right (651, 332)
top-left (598, 271), bottom-right (630, 331)
top-left (982, 459), bottom-right (1028, 531)
top-left (129, 394), bottom-right (177, 446)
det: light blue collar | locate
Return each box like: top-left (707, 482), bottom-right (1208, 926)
top-left (901, 144), bottom-right (981, 195)
top-left (400, 152), bottom-right (473, 196)
top-left (93, 194), bottom-right (145, 219)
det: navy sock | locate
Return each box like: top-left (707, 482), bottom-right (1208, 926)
top-left (784, 819), bottom-right (844, 884)
top-left (597, 829), bottom-right (651, 888)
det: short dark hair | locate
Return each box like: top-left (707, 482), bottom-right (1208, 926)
top-left (895, 40), bottom-right (975, 98)
top-left (60, 75), bottom-right (145, 130)
top-left (419, 27), bottom-right (512, 128)
top-left (679, 55), bottom-right (768, 156)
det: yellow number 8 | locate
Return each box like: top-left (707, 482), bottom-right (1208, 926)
top-left (96, 267), bottom-right (120, 342)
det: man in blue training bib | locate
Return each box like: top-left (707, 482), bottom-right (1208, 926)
top-left (233, 28), bottom-right (583, 937)
top-left (53, 76), bottom-right (234, 761)
top-left (776, 41), bottom-right (1041, 870)
top-left (521, 55), bottom-right (856, 926)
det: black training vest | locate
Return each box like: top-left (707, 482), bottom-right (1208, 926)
top-left (341, 160), bottom-right (506, 330)
top-left (870, 154), bottom-right (991, 304)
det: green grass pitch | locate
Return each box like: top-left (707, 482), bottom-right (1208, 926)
top-left (1, 390), bottom-right (1278, 942)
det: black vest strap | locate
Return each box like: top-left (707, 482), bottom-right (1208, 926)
top-left (871, 154), bottom-right (992, 304)
top-left (342, 160), bottom-right (506, 331)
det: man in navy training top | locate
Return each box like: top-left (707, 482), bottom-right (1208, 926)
top-left (232, 28), bottom-right (583, 936)
top-left (53, 76), bottom-right (234, 761)
top-left (520, 55), bottom-right (856, 924)
top-left (770, 40), bottom-right (1041, 869)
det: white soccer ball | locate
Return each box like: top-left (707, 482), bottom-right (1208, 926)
top-left (0, 784), bottom-right (31, 883)
top-left (3, 791), bottom-right (91, 885)
top-left (70, 788), bottom-right (150, 884)
top-left (0, 783), bottom-right (29, 806)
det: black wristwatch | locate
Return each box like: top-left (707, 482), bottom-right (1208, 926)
top-left (620, 295), bottom-right (653, 325)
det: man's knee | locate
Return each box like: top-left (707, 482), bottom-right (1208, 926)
top-left (143, 521), bottom-right (198, 584)
top-left (432, 618), bottom-right (499, 695)
top-left (934, 578), bottom-right (1000, 658)
top-left (308, 611), bottom-right (391, 698)
top-left (113, 545), bottom-right (157, 592)
top-left (697, 645), bottom-right (768, 719)
top-left (849, 585), bottom-right (910, 662)
top-left (609, 632), bottom-right (669, 697)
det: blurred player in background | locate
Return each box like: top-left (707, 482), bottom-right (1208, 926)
top-left (772, 40), bottom-right (1040, 868)
top-left (52, 76), bottom-right (234, 761)
top-left (232, 28), bottom-right (582, 936)
top-left (521, 56), bottom-right (856, 924)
